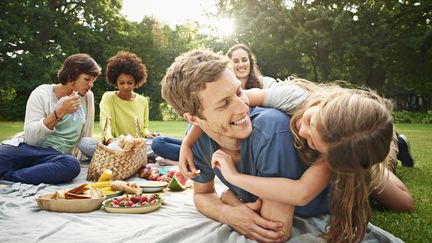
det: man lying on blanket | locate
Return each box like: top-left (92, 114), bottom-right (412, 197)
top-left (161, 50), bottom-right (329, 242)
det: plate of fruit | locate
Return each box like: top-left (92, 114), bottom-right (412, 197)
top-left (138, 166), bottom-right (189, 191)
top-left (102, 194), bottom-right (162, 214)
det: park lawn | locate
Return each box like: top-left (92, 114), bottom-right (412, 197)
top-left (0, 121), bottom-right (189, 141)
top-left (371, 124), bottom-right (432, 242)
top-left (0, 121), bottom-right (430, 242)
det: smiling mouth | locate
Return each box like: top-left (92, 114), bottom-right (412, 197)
top-left (231, 116), bottom-right (249, 126)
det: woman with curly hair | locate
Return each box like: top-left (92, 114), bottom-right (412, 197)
top-left (79, 51), bottom-right (159, 158)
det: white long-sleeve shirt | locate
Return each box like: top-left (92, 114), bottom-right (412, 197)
top-left (2, 84), bottom-right (94, 158)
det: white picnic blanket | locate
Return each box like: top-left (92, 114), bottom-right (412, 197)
top-left (0, 167), bottom-right (403, 243)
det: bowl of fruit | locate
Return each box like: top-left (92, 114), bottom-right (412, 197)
top-left (102, 194), bottom-right (162, 214)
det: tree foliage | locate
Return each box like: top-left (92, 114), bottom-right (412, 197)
top-left (216, 0), bottom-right (431, 108)
top-left (0, 0), bottom-right (430, 120)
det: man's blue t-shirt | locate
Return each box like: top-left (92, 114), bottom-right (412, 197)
top-left (191, 107), bottom-right (329, 217)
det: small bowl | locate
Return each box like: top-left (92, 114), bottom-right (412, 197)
top-left (139, 181), bottom-right (168, 193)
top-left (36, 193), bottom-right (105, 213)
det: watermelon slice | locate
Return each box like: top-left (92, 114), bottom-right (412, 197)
top-left (167, 171), bottom-right (188, 191)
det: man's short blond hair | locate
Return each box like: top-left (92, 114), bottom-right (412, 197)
top-left (161, 50), bottom-right (229, 118)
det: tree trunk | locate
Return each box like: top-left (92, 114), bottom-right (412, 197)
top-left (317, 49), bottom-right (330, 82)
top-left (365, 59), bottom-right (385, 92)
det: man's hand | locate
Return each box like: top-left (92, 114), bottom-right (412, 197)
top-left (226, 199), bottom-right (285, 243)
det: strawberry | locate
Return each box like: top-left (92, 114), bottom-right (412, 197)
top-left (115, 196), bottom-right (127, 202)
top-left (139, 167), bottom-right (151, 179)
top-left (167, 170), bottom-right (176, 178)
top-left (147, 173), bottom-right (159, 181)
top-left (130, 196), bottom-right (140, 203)
top-left (139, 195), bottom-right (148, 204)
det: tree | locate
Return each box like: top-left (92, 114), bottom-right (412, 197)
top-left (0, 0), bottom-right (125, 119)
top-left (215, 0), bottom-right (431, 108)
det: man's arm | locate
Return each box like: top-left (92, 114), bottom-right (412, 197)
top-left (193, 181), bottom-right (284, 243)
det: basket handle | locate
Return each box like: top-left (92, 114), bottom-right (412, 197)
top-left (135, 116), bottom-right (142, 138)
top-left (102, 116), bottom-right (142, 141)
top-left (102, 116), bottom-right (110, 143)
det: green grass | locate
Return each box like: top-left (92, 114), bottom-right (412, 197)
top-left (0, 122), bottom-right (431, 242)
top-left (0, 121), bottom-right (189, 141)
top-left (94, 121), bottom-right (189, 139)
top-left (371, 124), bottom-right (432, 243)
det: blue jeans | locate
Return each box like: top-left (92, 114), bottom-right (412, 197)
top-left (78, 137), bottom-right (98, 159)
top-left (151, 136), bottom-right (182, 161)
top-left (0, 143), bottom-right (80, 185)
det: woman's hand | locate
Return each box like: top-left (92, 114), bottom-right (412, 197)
top-left (211, 149), bottom-right (239, 182)
top-left (145, 132), bottom-right (160, 139)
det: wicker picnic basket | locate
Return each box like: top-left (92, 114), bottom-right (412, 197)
top-left (87, 118), bottom-right (147, 181)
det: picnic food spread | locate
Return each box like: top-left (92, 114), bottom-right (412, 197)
top-left (102, 194), bottom-right (162, 214)
top-left (107, 135), bottom-right (146, 152)
top-left (36, 184), bottom-right (105, 213)
top-left (103, 194), bottom-right (161, 208)
top-left (51, 183), bottom-right (104, 199)
top-left (140, 181), bottom-right (168, 193)
top-left (167, 170), bottom-right (188, 191)
top-left (111, 180), bottom-right (143, 195)
top-left (34, 166), bottom-right (189, 214)
top-left (138, 165), bottom-right (189, 191)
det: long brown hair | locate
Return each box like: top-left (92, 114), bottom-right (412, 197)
top-left (290, 84), bottom-right (393, 243)
top-left (226, 43), bottom-right (262, 89)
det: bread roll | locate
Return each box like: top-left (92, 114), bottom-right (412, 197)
top-left (123, 140), bottom-right (135, 151)
top-left (111, 180), bottom-right (142, 195)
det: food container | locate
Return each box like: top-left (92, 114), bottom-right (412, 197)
top-left (103, 203), bottom-right (161, 214)
top-left (36, 193), bottom-right (105, 213)
top-left (102, 194), bottom-right (162, 214)
top-left (139, 181), bottom-right (168, 193)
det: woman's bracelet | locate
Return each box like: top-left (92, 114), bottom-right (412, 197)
top-left (53, 109), bottom-right (61, 120)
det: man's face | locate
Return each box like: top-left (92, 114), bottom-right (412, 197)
top-left (195, 69), bottom-right (252, 140)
